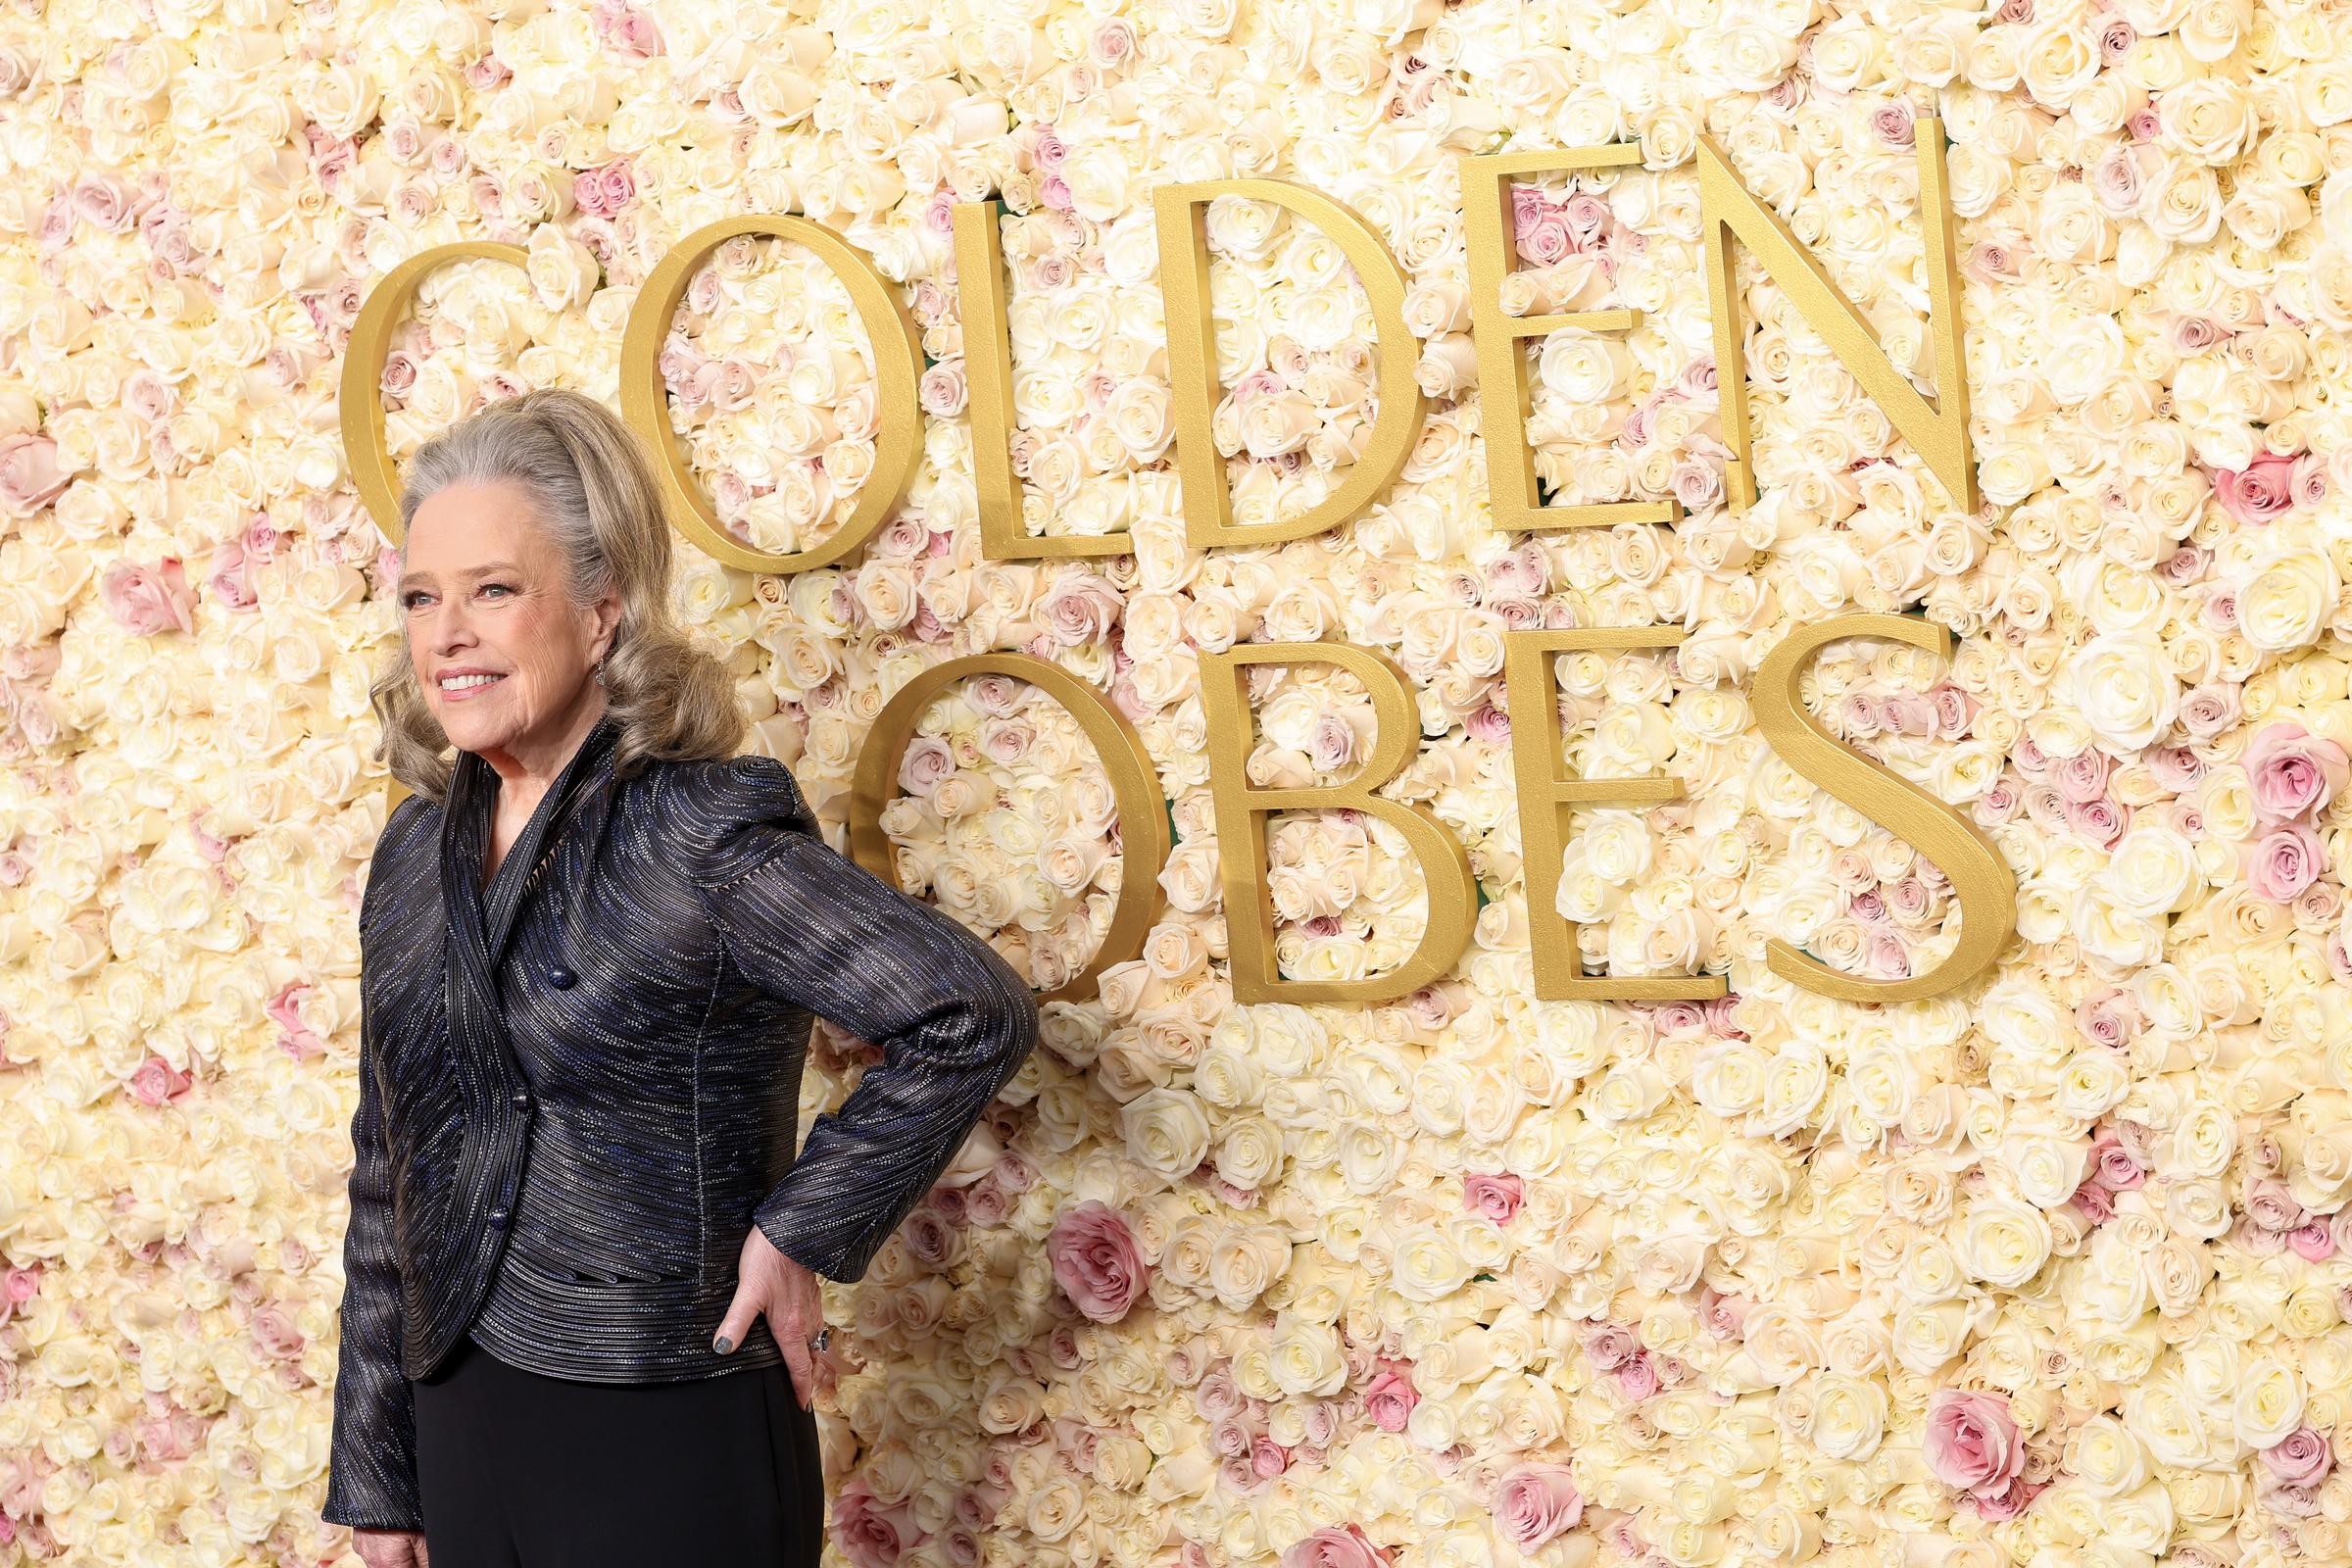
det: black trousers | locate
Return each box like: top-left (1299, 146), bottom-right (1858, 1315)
top-left (411, 1333), bottom-right (824, 1566)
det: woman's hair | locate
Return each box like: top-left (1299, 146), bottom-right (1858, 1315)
top-left (368, 386), bottom-right (748, 802)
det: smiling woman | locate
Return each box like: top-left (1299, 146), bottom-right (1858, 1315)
top-left (326, 388), bottom-right (1040, 1568)
top-left (394, 487), bottom-right (620, 877)
top-left (365, 387), bottom-right (730, 807)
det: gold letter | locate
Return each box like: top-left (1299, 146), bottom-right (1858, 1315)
top-left (1154, 181), bottom-right (1427, 551)
top-left (850, 654), bottom-right (1169, 1005)
top-left (619, 217), bottom-right (926, 573)
top-left (341, 241), bottom-right (528, 545)
top-left (1459, 148), bottom-right (1678, 531)
top-left (1751, 613), bottom-right (2016, 1003)
top-left (1503, 628), bottom-right (1724, 1002)
top-left (955, 199), bottom-right (1133, 564)
top-left (1198, 642), bottom-right (1474, 1004)
top-left (1699, 119), bottom-right (1977, 513)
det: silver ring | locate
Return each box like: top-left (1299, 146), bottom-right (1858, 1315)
top-left (810, 1327), bottom-right (830, 1353)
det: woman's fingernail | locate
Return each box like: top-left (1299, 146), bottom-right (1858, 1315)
top-left (712, 1336), bottom-right (732, 1354)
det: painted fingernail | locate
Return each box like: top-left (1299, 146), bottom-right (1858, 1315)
top-left (712, 1336), bottom-right (732, 1354)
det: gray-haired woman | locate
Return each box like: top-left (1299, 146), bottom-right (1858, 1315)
top-left (320, 387), bottom-right (1039, 1567)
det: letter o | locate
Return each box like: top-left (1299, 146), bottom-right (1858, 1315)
top-left (849, 655), bottom-right (1170, 1005)
top-left (618, 216), bottom-right (926, 574)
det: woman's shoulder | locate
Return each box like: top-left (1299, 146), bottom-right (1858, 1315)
top-left (361, 790), bottom-right (443, 935)
top-left (378, 789), bottom-right (441, 862)
top-left (639, 750), bottom-right (821, 877)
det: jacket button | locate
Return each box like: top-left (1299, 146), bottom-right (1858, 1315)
top-left (487, 1206), bottom-right (511, 1229)
top-left (512, 1089), bottom-right (533, 1110)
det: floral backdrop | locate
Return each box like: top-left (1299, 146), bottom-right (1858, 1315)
top-left (4, 0), bottom-right (2352, 1565)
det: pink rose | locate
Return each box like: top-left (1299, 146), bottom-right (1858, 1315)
top-left (834, 1479), bottom-right (923, 1568)
top-left (1613, 1353), bottom-right (1659, 1400)
top-left (1584, 1323), bottom-right (1638, 1372)
top-left (2074, 992), bottom-right (2138, 1051)
top-left (572, 159), bottom-right (634, 218)
top-left (266, 983), bottom-right (323, 1060)
top-left (1494, 1462), bottom-right (1585, 1551)
top-left (591, 0), bottom-right (663, 58)
top-left (1250, 1436), bottom-right (1290, 1478)
top-left (100, 556), bottom-right (196, 636)
top-left (252, 1303), bottom-right (306, 1359)
top-left (1365, 1363), bottom-right (1418, 1432)
top-left (1280, 1523), bottom-right (1389, 1568)
top-left (127, 1055), bottom-right (191, 1105)
top-left (897, 734), bottom-right (956, 795)
top-left (2245, 821), bottom-right (2327, 904)
top-left (2244, 722), bottom-right (2350, 821)
top-left (207, 540), bottom-right (259, 612)
top-left (2246, 1180), bottom-right (2308, 1232)
top-left (1047, 1200), bottom-right (1148, 1323)
top-left (2290, 1221), bottom-right (2336, 1262)
top-left (2215, 453), bottom-right (2299, 524)
top-left (1924, 1390), bottom-right (2026, 1494)
top-left (0, 433), bottom-right (72, 515)
top-left (1463, 1172), bottom-right (1524, 1223)
top-left (2263, 1426), bottom-right (2334, 1490)
top-left (136, 1406), bottom-right (203, 1463)
top-left (2089, 1133), bottom-right (2144, 1190)
top-left (1515, 211), bottom-right (1574, 267)
top-left (1970, 1474), bottom-right (2044, 1521)
top-left (1697, 1287), bottom-right (1750, 1338)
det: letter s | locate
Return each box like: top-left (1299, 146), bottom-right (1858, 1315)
top-left (1751, 612), bottom-right (2017, 1004)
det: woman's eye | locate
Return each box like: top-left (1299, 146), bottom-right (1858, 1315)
top-left (480, 582), bottom-right (513, 598)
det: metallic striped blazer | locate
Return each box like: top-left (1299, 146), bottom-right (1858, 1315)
top-left (320, 712), bottom-right (1041, 1532)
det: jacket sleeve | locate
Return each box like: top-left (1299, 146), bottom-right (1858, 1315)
top-left (685, 756), bottom-right (1042, 1284)
top-left (320, 810), bottom-right (424, 1532)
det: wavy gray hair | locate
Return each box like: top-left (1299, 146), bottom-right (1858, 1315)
top-left (368, 387), bottom-right (747, 802)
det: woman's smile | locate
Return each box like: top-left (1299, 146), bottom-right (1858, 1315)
top-left (437, 668), bottom-right (508, 702)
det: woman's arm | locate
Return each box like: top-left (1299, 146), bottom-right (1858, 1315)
top-left (320, 853), bottom-right (425, 1532)
top-left (697, 825), bottom-right (1041, 1284)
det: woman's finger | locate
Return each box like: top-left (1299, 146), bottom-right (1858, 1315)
top-left (711, 1280), bottom-right (760, 1355)
top-left (773, 1304), bottom-right (816, 1411)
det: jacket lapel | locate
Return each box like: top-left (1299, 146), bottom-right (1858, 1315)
top-left (483, 717), bottom-right (618, 964)
top-left (439, 716), bottom-right (620, 1088)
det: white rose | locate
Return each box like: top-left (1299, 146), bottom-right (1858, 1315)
top-left (1956, 1195), bottom-right (2053, 1288)
top-left (2099, 824), bottom-right (2197, 915)
top-left (2238, 546), bottom-right (2337, 653)
top-left (2068, 633), bottom-right (2179, 751)
top-left (1809, 1374), bottom-right (1887, 1460)
top-left (2067, 1413), bottom-right (2148, 1496)
top-left (1119, 1088), bottom-right (1211, 1181)
top-left (2124, 1376), bottom-right (2217, 1468)
top-left (1387, 1222), bottom-right (1473, 1302)
top-left (2231, 1357), bottom-right (2305, 1448)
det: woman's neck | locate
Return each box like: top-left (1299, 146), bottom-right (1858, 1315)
top-left (481, 691), bottom-right (610, 808)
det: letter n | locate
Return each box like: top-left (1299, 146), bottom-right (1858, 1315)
top-left (1698, 118), bottom-right (1978, 514)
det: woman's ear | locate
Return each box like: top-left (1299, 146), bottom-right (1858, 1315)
top-left (592, 589), bottom-right (623, 664)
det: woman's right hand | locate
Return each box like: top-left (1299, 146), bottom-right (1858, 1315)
top-left (351, 1527), bottom-right (430, 1566)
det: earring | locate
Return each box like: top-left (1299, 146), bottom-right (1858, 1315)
top-left (592, 657), bottom-right (607, 688)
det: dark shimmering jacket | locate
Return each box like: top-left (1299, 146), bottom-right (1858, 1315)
top-left (319, 713), bottom-right (1041, 1532)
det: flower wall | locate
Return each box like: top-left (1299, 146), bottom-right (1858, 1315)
top-left (4, 1), bottom-right (2352, 1567)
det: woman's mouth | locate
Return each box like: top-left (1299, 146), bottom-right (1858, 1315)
top-left (439, 672), bottom-right (507, 702)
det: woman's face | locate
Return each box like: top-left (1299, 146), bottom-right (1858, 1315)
top-left (400, 480), bottom-right (616, 761)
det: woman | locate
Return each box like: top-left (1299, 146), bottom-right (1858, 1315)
top-left (319, 387), bottom-right (1041, 1567)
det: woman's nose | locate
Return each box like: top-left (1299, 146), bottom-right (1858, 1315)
top-left (428, 599), bottom-right (475, 651)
